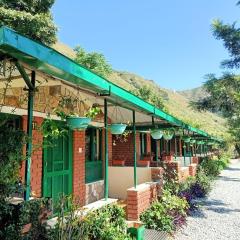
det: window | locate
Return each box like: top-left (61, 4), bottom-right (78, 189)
top-left (85, 128), bottom-right (102, 162)
top-left (85, 128), bottom-right (103, 183)
top-left (140, 133), bottom-right (147, 158)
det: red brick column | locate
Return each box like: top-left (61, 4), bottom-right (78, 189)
top-left (189, 164), bottom-right (197, 176)
top-left (127, 183), bottom-right (156, 221)
top-left (72, 130), bottom-right (86, 205)
top-left (179, 138), bottom-right (182, 157)
top-left (146, 133), bottom-right (151, 154)
top-left (192, 156), bottom-right (199, 164)
top-left (21, 116), bottom-right (44, 197)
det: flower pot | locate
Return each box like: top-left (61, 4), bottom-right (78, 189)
top-left (127, 222), bottom-right (145, 240)
top-left (163, 134), bottom-right (173, 141)
top-left (190, 139), bottom-right (196, 144)
top-left (66, 116), bottom-right (91, 130)
top-left (196, 140), bottom-right (204, 145)
top-left (112, 159), bottom-right (125, 166)
top-left (110, 123), bottom-right (127, 135)
top-left (137, 160), bottom-right (150, 167)
top-left (182, 136), bottom-right (191, 143)
top-left (150, 129), bottom-right (163, 140)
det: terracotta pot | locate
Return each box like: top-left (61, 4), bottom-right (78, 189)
top-left (112, 159), bottom-right (125, 166)
top-left (137, 160), bottom-right (150, 167)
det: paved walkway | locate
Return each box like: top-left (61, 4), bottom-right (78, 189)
top-left (175, 159), bottom-right (240, 240)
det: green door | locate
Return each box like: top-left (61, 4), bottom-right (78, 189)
top-left (43, 131), bottom-right (73, 203)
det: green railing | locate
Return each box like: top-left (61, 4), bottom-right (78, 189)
top-left (85, 161), bottom-right (103, 183)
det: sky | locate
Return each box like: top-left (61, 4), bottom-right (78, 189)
top-left (52, 0), bottom-right (240, 91)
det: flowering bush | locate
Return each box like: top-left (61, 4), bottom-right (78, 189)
top-left (140, 190), bottom-right (189, 232)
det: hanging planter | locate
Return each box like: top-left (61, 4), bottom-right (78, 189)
top-left (163, 129), bottom-right (174, 141)
top-left (150, 129), bottom-right (163, 140)
top-left (207, 141), bottom-right (215, 146)
top-left (196, 140), bottom-right (204, 145)
top-left (110, 104), bottom-right (128, 135)
top-left (66, 116), bottom-right (91, 130)
top-left (182, 136), bottom-right (191, 143)
top-left (190, 139), bottom-right (196, 144)
top-left (110, 123), bottom-right (127, 135)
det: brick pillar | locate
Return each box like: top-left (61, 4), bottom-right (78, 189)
top-left (21, 116), bottom-right (44, 198)
top-left (146, 133), bottom-right (151, 154)
top-left (127, 183), bottom-right (154, 221)
top-left (189, 164), bottom-right (197, 176)
top-left (179, 138), bottom-right (182, 157)
top-left (73, 130), bottom-right (86, 206)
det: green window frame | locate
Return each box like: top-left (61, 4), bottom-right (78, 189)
top-left (85, 128), bottom-right (103, 183)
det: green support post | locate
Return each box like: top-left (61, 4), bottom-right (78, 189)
top-left (104, 99), bottom-right (108, 200)
top-left (183, 144), bottom-right (186, 167)
top-left (24, 71), bottom-right (35, 201)
top-left (189, 143), bottom-right (192, 164)
top-left (174, 135), bottom-right (177, 161)
top-left (133, 110), bottom-right (137, 188)
top-left (152, 116), bottom-right (158, 162)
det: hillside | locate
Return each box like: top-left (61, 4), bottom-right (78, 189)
top-left (178, 87), bottom-right (207, 102)
top-left (108, 72), bottom-right (227, 138)
top-left (53, 42), bottom-right (228, 138)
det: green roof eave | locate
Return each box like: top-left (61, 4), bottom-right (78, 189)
top-left (0, 26), bottom-right (221, 141)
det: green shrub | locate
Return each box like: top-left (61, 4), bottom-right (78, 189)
top-left (200, 153), bottom-right (230, 177)
top-left (50, 197), bottom-right (130, 240)
top-left (140, 190), bottom-right (189, 232)
top-left (0, 198), bottom-right (50, 240)
top-left (86, 204), bottom-right (130, 240)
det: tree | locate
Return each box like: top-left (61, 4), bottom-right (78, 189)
top-left (131, 85), bottom-right (168, 112)
top-left (74, 46), bottom-right (112, 78)
top-left (0, 0), bottom-right (57, 45)
top-left (192, 2), bottom-right (240, 153)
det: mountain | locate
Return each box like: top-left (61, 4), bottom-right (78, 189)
top-left (108, 72), bottom-right (227, 138)
top-left (178, 87), bottom-right (208, 102)
top-left (53, 42), bottom-right (228, 138)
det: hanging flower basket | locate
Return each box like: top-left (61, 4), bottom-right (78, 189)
top-left (207, 141), bottom-right (214, 146)
top-left (196, 140), bottom-right (204, 145)
top-left (163, 134), bottom-right (173, 141)
top-left (182, 136), bottom-right (191, 143)
top-left (66, 116), bottom-right (91, 130)
top-left (190, 139), bottom-right (196, 144)
top-left (150, 129), bottom-right (163, 140)
top-left (162, 129), bottom-right (174, 141)
top-left (110, 123), bottom-right (127, 135)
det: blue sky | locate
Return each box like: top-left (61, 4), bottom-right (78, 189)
top-left (52, 0), bottom-right (239, 90)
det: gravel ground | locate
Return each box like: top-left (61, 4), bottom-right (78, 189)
top-left (174, 159), bottom-right (240, 240)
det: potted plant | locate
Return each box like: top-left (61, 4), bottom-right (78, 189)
top-left (182, 136), bottom-right (191, 143)
top-left (163, 129), bottom-right (174, 141)
top-left (196, 140), bottom-right (204, 145)
top-left (66, 106), bottom-right (101, 130)
top-left (110, 123), bottom-right (127, 135)
top-left (150, 129), bottom-right (163, 140)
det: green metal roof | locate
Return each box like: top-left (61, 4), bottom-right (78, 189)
top-left (0, 26), bottom-right (220, 141)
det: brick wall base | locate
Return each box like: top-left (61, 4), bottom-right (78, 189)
top-left (189, 163), bottom-right (197, 176)
top-left (127, 183), bottom-right (157, 221)
top-left (192, 156), bottom-right (199, 164)
top-left (85, 180), bottom-right (104, 205)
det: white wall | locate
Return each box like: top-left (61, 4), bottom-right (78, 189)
top-left (108, 166), bottom-right (152, 199)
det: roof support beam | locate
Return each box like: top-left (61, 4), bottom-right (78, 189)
top-left (15, 61), bottom-right (34, 90)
